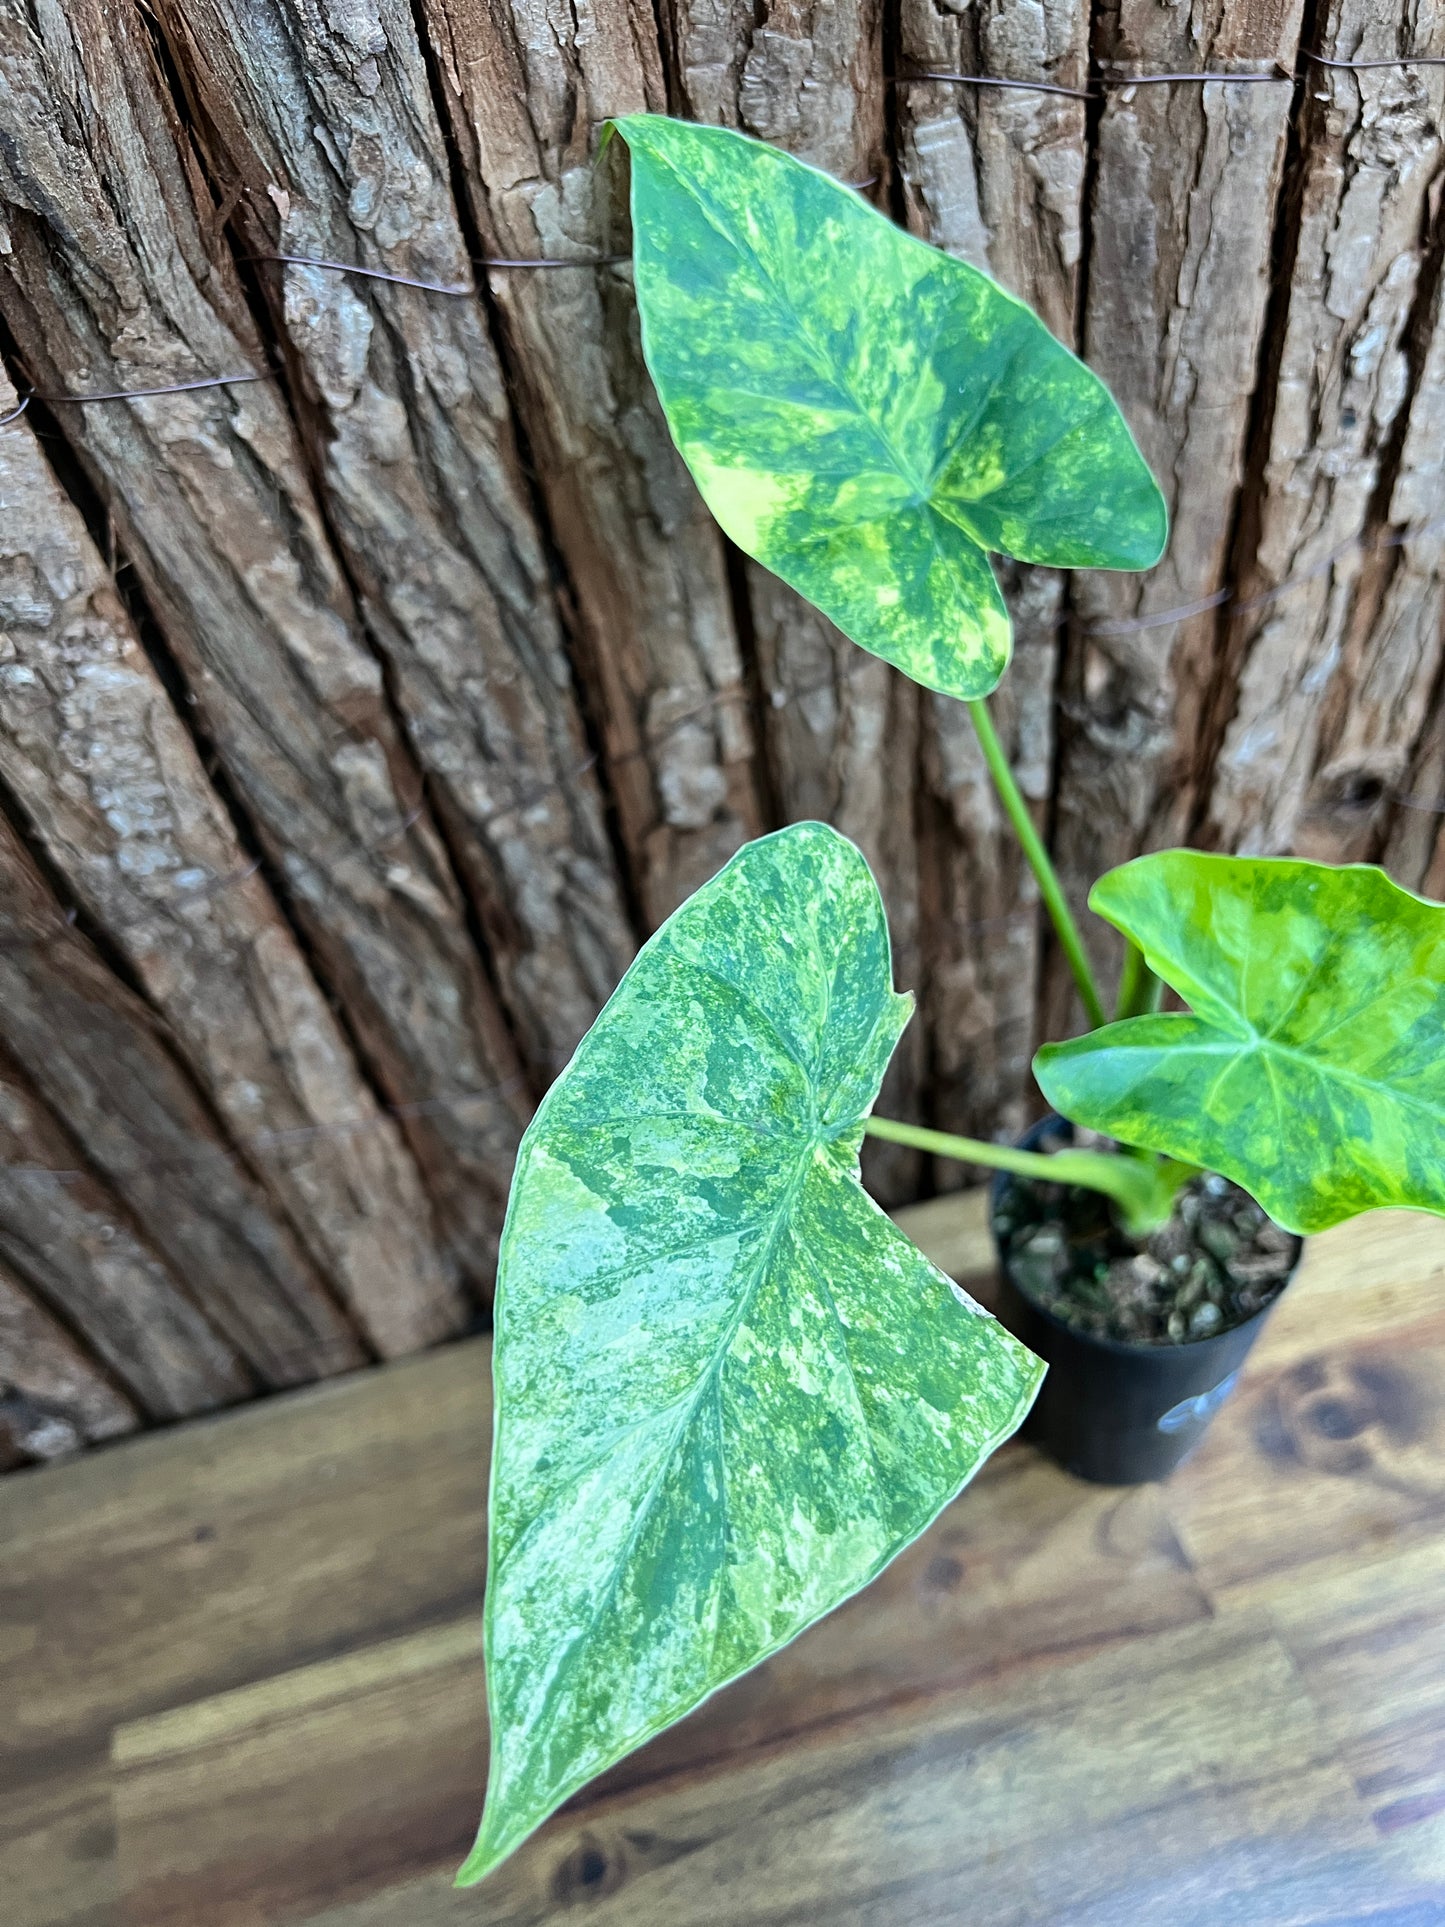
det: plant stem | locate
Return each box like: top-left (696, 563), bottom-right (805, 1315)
top-left (864, 1115), bottom-right (1193, 1238)
top-left (1115, 941), bottom-right (1163, 1021)
top-left (965, 698), bottom-right (1106, 1030)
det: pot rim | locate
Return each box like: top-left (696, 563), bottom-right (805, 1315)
top-left (988, 1114), bottom-right (1305, 1362)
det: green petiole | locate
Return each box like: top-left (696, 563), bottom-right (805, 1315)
top-left (965, 697), bottom-right (1106, 1031)
top-left (864, 1114), bottom-right (1196, 1238)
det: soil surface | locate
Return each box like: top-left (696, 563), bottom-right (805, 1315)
top-left (992, 1126), bottom-right (1298, 1346)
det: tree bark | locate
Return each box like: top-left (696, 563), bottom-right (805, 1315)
top-left (149, 0), bottom-right (638, 1071)
top-left (1200, 16), bottom-right (1445, 861)
top-left (1385, 689), bottom-right (1445, 899)
top-left (1304, 213), bottom-right (1445, 870)
top-left (0, 1261), bottom-right (137, 1470)
top-left (419, 0), bottom-right (767, 927)
top-left (0, 0), bottom-right (527, 1283)
top-left (1050, 0), bottom-right (1306, 1008)
top-left (0, 372), bottom-right (462, 1356)
top-left (0, 817), bottom-right (365, 1387)
top-left (896, 1), bottom-right (1088, 1152)
top-left (0, 1057), bottom-right (252, 1420)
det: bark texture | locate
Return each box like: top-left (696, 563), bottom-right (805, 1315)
top-left (1201, 14), bottom-right (1445, 861)
top-left (0, 1062), bottom-right (252, 1420)
top-left (0, 373), bottom-right (460, 1356)
top-left (1050, 0), bottom-right (1306, 1001)
top-left (0, 819), bottom-right (364, 1386)
top-left (421, 0), bottom-right (766, 927)
top-left (151, 0), bottom-right (637, 1070)
top-left (1386, 695), bottom-right (1445, 901)
top-left (0, 1261), bottom-right (136, 1470)
top-left (0, 0), bottom-right (527, 1282)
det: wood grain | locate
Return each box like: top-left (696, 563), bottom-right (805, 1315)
top-left (419, 0), bottom-right (766, 928)
top-left (0, 1758), bottom-right (117, 1927)
top-left (0, 1340), bottom-right (487, 1781)
top-left (0, 368), bottom-right (460, 1356)
top-left (118, 1617), bottom-right (1421, 1927)
top-left (1168, 1212), bottom-right (1445, 1599)
top-left (5, 1196), bottom-right (1442, 1924)
top-left (0, 0), bottom-right (528, 1280)
top-left (150, 0), bottom-right (638, 1072)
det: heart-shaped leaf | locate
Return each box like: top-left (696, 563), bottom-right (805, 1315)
top-left (460, 823), bottom-right (1042, 1882)
top-left (1034, 852), bottom-right (1445, 1235)
top-left (612, 114), bottom-right (1166, 702)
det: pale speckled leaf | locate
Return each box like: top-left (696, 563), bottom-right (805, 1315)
top-left (460, 823), bottom-right (1043, 1882)
top-left (612, 114), bottom-right (1166, 702)
top-left (1034, 852), bottom-right (1445, 1236)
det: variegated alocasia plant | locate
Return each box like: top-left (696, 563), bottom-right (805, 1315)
top-left (459, 116), bottom-right (1445, 1883)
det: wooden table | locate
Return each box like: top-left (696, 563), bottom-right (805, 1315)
top-left (4, 1197), bottom-right (1444, 1925)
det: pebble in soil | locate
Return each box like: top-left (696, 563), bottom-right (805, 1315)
top-left (993, 1133), bottom-right (1297, 1347)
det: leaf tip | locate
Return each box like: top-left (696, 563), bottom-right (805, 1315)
top-left (454, 1807), bottom-right (517, 1888)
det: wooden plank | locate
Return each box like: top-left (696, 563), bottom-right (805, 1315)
top-left (1166, 1212), bottom-right (1445, 1601)
top-left (1263, 1539), bottom-right (1445, 1853)
top-left (0, 1758), bottom-right (117, 1927)
top-left (149, 0), bottom-right (637, 1073)
top-left (112, 1622), bottom-right (486, 1927)
top-left (419, 0), bottom-right (766, 927)
top-left (108, 1454), bottom-right (1210, 1924)
top-left (1051, 2), bottom-right (1305, 996)
top-left (170, 1616), bottom-right (1417, 1926)
top-left (1201, 11), bottom-right (1445, 860)
top-left (6, 1196), bottom-right (1440, 1924)
top-left (0, 1338), bottom-right (489, 1780)
top-left (0, 820), bottom-right (365, 1388)
top-left (0, 369), bottom-right (461, 1356)
top-left (0, 1258), bottom-right (136, 1470)
top-left (0, 0), bottom-right (528, 1280)
top-left (894, 2), bottom-right (1088, 1156)
top-left (0, 1059), bottom-right (253, 1420)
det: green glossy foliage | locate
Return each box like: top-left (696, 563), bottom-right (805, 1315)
top-left (460, 824), bottom-right (1043, 1882)
top-left (612, 114), bottom-right (1166, 703)
top-left (1034, 852), bottom-right (1445, 1236)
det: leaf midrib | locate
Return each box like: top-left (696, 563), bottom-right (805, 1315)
top-left (509, 1139), bottom-right (818, 1764)
top-left (639, 144), bottom-right (929, 494)
top-left (1095, 1025), bottom-right (1445, 1127)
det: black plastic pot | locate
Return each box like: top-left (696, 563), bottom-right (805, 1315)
top-left (989, 1117), bottom-right (1304, 1485)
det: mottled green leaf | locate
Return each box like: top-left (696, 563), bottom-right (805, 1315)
top-left (611, 114), bottom-right (1166, 702)
top-left (1034, 852), bottom-right (1445, 1236)
top-left (461, 823), bottom-right (1042, 1882)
